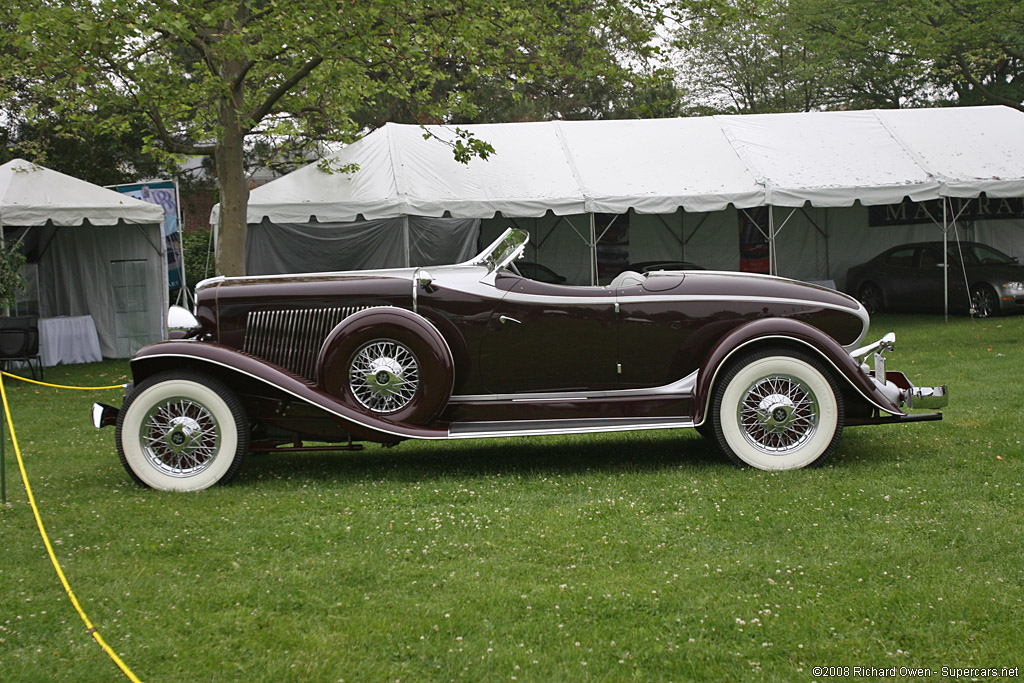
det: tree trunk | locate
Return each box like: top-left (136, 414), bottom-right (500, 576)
top-left (214, 55), bottom-right (250, 277)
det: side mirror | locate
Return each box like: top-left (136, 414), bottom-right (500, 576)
top-left (416, 270), bottom-right (434, 288)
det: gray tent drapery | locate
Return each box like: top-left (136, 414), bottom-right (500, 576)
top-left (246, 216), bottom-right (480, 275)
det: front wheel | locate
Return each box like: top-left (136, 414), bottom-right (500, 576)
top-left (711, 348), bottom-right (844, 470)
top-left (970, 284), bottom-right (998, 319)
top-left (116, 371), bottom-right (249, 491)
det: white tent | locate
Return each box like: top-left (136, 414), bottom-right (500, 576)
top-left (221, 106), bottom-right (1024, 287)
top-left (0, 159), bottom-right (168, 358)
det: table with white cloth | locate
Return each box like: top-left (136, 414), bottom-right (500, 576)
top-left (39, 315), bottom-right (103, 366)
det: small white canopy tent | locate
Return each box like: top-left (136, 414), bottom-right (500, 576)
top-left (0, 159), bottom-right (168, 358)
top-left (221, 106), bottom-right (1024, 290)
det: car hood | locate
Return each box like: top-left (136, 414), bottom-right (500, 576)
top-left (968, 263), bottom-right (1024, 280)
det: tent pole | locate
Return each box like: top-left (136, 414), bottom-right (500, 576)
top-left (589, 213), bottom-right (597, 286)
top-left (403, 216), bottom-right (411, 267)
top-left (768, 206), bottom-right (776, 276)
top-left (943, 199), bottom-right (949, 323)
top-left (680, 210), bottom-right (685, 262)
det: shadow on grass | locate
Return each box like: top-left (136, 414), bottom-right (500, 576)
top-left (236, 430), bottom-right (730, 486)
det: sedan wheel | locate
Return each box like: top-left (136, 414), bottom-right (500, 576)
top-left (858, 283), bottom-right (883, 314)
top-left (116, 371), bottom-right (248, 491)
top-left (711, 348), bottom-right (844, 470)
top-left (970, 284), bottom-right (997, 319)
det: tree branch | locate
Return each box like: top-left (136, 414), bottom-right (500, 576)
top-left (244, 56), bottom-right (324, 131)
top-left (954, 52), bottom-right (1024, 111)
top-left (145, 103), bottom-right (216, 155)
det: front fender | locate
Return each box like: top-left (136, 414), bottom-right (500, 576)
top-left (692, 318), bottom-right (904, 426)
top-left (130, 340), bottom-right (449, 442)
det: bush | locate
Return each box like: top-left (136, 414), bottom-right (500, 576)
top-left (181, 226), bottom-right (214, 298)
top-left (0, 244), bottom-right (26, 308)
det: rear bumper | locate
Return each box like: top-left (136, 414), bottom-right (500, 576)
top-left (886, 371), bottom-right (948, 410)
top-left (92, 402), bottom-right (120, 429)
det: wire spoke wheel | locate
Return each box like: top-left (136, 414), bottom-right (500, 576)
top-left (117, 371), bottom-right (248, 491)
top-left (712, 348), bottom-right (843, 470)
top-left (349, 339), bottom-right (420, 414)
top-left (141, 397), bottom-right (221, 476)
top-left (738, 373), bottom-right (819, 455)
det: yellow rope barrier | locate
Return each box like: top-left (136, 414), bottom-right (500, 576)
top-left (1, 371), bottom-right (126, 391)
top-left (0, 376), bottom-right (142, 682)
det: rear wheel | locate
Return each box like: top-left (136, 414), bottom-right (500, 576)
top-left (858, 283), bottom-right (883, 314)
top-left (970, 283), bottom-right (998, 319)
top-left (711, 348), bottom-right (844, 470)
top-left (116, 371), bottom-right (249, 491)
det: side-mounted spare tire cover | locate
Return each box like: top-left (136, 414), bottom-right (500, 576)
top-left (316, 307), bottom-right (454, 425)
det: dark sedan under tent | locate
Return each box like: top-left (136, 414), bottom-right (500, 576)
top-left (216, 106), bottom-right (1024, 293)
top-left (0, 159), bottom-right (167, 360)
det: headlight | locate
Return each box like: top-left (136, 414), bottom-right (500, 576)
top-left (1001, 281), bottom-right (1024, 293)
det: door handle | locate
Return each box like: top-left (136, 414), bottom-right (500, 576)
top-left (499, 315), bottom-right (522, 325)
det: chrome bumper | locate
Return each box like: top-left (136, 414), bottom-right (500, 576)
top-left (92, 402), bottom-right (120, 429)
top-left (851, 332), bottom-right (948, 412)
top-left (903, 383), bottom-right (948, 410)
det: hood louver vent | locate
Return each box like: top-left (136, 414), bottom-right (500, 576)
top-left (243, 306), bottom-right (374, 381)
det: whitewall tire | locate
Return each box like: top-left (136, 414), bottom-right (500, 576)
top-left (711, 348), bottom-right (844, 470)
top-left (116, 371), bottom-right (249, 491)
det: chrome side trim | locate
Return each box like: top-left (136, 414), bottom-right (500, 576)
top-left (449, 370), bottom-right (699, 403)
top-left (131, 352), bottom-right (451, 441)
top-left (448, 416), bottom-right (695, 439)
top-left (133, 353), bottom-right (696, 442)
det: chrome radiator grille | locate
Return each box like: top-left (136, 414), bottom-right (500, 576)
top-left (242, 306), bottom-right (372, 381)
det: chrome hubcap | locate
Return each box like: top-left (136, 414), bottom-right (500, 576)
top-left (349, 340), bottom-right (419, 413)
top-left (141, 398), bottom-right (220, 476)
top-left (739, 374), bottom-right (819, 454)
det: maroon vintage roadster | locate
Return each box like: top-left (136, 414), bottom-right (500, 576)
top-left (93, 229), bottom-right (946, 491)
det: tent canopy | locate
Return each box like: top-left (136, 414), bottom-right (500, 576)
top-left (0, 158), bottom-right (165, 226)
top-left (222, 106), bottom-right (1024, 225)
top-left (0, 159), bottom-right (167, 359)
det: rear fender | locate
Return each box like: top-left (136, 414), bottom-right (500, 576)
top-left (130, 341), bottom-right (449, 443)
top-left (692, 318), bottom-right (904, 426)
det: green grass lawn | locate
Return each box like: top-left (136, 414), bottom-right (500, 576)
top-left (1, 314), bottom-right (1022, 681)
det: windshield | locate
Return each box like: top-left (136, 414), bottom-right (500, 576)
top-left (956, 243), bottom-right (1016, 266)
top-left (467, 228), bottom-right (529, 274)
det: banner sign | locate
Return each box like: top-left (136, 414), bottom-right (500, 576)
top-left (112, 181), bottom-right (184, 290)
top-left (869, 196), bottom-right (1024, 227)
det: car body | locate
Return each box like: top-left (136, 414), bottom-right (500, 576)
top-left (94, 229), bottom-right (946, 491)
top-left (846, 241), bottom-right (1024, 318)
top-left (628, 260), bottom-right (705, 273)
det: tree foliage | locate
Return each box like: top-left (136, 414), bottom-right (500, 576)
top-left (0, 246), bottom-right (27, 310)
top-left (672, 0), bottom-right (1024, 114)
top-left (9, 0), bottom-right (668, 275)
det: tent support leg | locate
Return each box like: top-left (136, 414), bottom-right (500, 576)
top-left (943, 200), bottom-right (949, 323)
top-left (590, 213), bottom-right (597, 286)
top-left (402, 216), bottom-right (411, 267)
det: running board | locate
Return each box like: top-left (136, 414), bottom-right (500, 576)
top-left (448, 416), bottom-right (694, 439)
